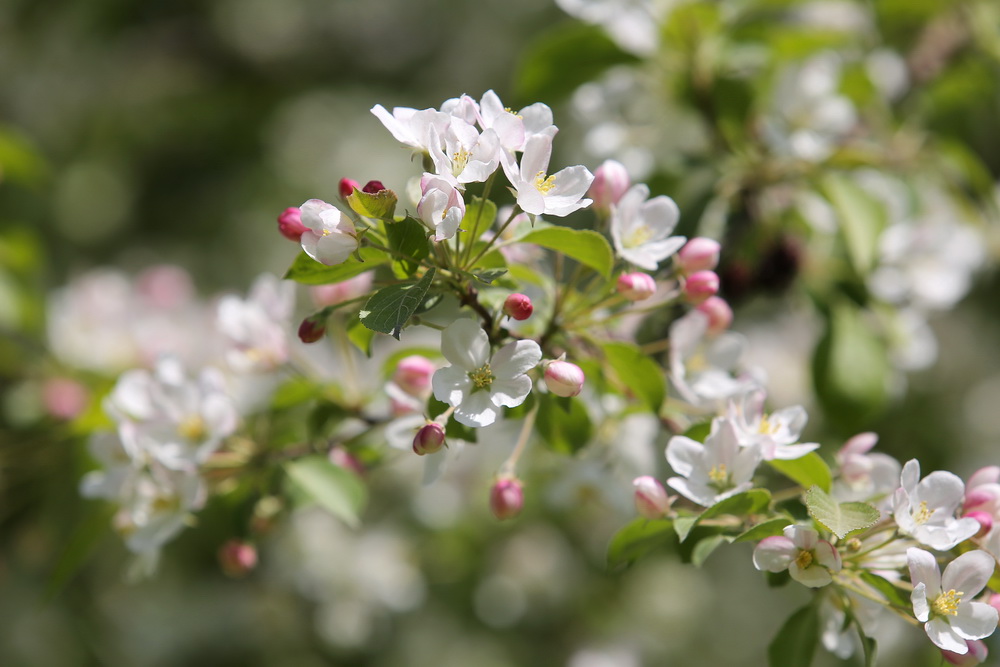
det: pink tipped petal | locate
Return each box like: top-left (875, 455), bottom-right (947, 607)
top-left (814, 540), bottom-right (842, 572)
top-left (785, 525), bottom-right (818, 550)
top-left (752, 536), bottom-right (796, 572)
top-left (840, 432), bottom-right (879, 456)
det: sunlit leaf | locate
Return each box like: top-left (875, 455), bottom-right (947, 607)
top-left (359, 268), bottom-right (436, 339)
top-left (284, 456), bottom-right (367, 528)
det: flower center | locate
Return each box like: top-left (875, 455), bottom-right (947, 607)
top-left (708, 463), bottom-right (731, 491)
top-left (623, 224), bottom-right (654, 249)
top-left (913, 500), bottom-right (934, 525)
top-left (469, 363), bottom-right (494, 390)
top-left (534, 171), bottom-right (556, 193)
top-left (758, 414), bottom-right (779, 435)
top-left (932, 589), bottom-right (963, 617)
top-left (794, 550), bottom-right (814, 570)
top-left (178, 415), bottom-right (207, 442)
top-left (452, 147), bottom-right (472, 175)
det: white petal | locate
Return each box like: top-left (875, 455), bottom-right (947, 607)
top-left (440, 319), bottom-right (490, 370)
top-left (952, 601), bottom-right (1000, 640)
top-left (665, 436), bottom-right (703, 477)
top-left (752, 536), bottom-right (796, 572)
top-left (490, 339), bottom-right (542, 380)
top-left (489, 376), bottom-right (532, 409)
top-left (907, 547), bottom-right (942, 598)
top-left (432, 366), bottom-right (471, 407)
top-left (789, 562), bottom-right (834, 588)
top-left (942, 550), bottom-right (996, 599)
top-left (925, 617), bottom-right (969, 653)
top-left (453, 390), bottom-right (497, 428)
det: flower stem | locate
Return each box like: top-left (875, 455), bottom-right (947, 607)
top-left (499, 404), bottom-right (539, 477)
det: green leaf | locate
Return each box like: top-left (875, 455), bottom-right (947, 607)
top-left (272, 377), bottom-right (321, 409)
top-left (284, 247), bottom-right (388, 285)
top-left (601, 341), bottom-right (666, 412)
top-left (821, 174), bottom-right (886, 275)
top-left (359, 267), bottom-right (436, 340)
top-left (691, 534), bottom-right (730, 567)
top-left (805, 486), bottom-right (879, 539)
top-left (858, 572), bottom-right (910, 609)
top-left (518, 227), bottom-right (615, 278)
top-left (0, 124), bottom-right (48, 187)
top-left (535, 393), bottom-right (592, 454)
top-left (682, 421), bottom-right (712, 443)
top-left (673, 515), bottom-right (699, 543)
top-left (347, 187), bottom-right (397, 220)
top-left (284, 456), bottom-right (367, 528)
top-left (700, 488), bottom-right (772, 522)
top-left (474, 268), bottom-right (508, 285)
top-left (859, 632), bottom-right (877, 667)
top-left (734, 517), bottom-right (793, 543)
top-left (514, 21), bottom-right (639, 103)
top-left (768, 604), bottom-right (819, 667)
top-left (386, 217), bottom-right (430, 277)
top-left (45, 503), bottom-right (115, 600)
top-left (607, 518), bottom-right (676, 569)
top-left (458, 196), bottom-right (497, 247)
top-left (767, 453), bottom-right (833, 494)
top-left (812, 300), bottom-right (890, 430)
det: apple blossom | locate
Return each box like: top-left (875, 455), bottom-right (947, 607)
top-left (277, 207), bottom-right (307, 242)
top-left (753, 525), bottom-right (842, 587)
top-left (431, 319), bottom-right (542, 428)
top-left (893, 459), bottom-right (980, 551)
top-left (543, 359), bottom-right (585, 398)
top-left (298, 198), bottom-right (360, 266)
top-left (370, 104), bottom-right (450, 154)
top-left (725, 389), bottom-right (819, 461)
top-left (217, 273), bottom-right (294, 373)
top-left (427, 119), bottom-right (501, 187)
top-left (616, 272), bottom-right (656, 301)
top-left (907, 548), bottom-right (999, 654)
top-left (609, 184), bottom-right (686, 270)
top-left (632, 476), bottom-right (673, 519)
top-left (588, 159), bottom-right (630, 211)
top-left (677, 237), bottom-right (721, 274)
top-left (502, 133), bottom-right (593, 217)
top-left (942, 640), bottom-right (989, 666)
top-left (478, 89), bottom-right (556, 153)
top-left (393, 355), bottom-right (436, 398)
top-left (502, 293), bottom-right (533, 321)
top-left (490, 477), bottom-right (524, 520)
top-left (666, 418), bottom-right (762, 507)
top-left (416, 173), bottom-right (466, 241)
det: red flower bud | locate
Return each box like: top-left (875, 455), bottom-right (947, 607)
top-left (683, 270), bottom-right (719, 304)
top-left (503, 293), bottom-right (534, 321)
top-left (298, 315), bottom-right (326, 343)
top-left (362, 180), bottom-right (386, 194)
top-left (413, 422), bottom-right (446, 455)
top-left (277, 207), bottom-right (308, 242)
top-left (339, 177), bottom-right (360, 199)
top-left (490, 477), bottom-right (524, 520)
top-left (218, 539), bottom-right (258, 577)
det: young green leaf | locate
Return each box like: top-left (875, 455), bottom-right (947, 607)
top-left (734, 517), bottom-right (793, 543)
top-left (535, 393), bottom-right (592, 454)
top-left (607, 517), bottom-right (676, 569)
top-left (359, 267), bottom-right (436, 339)
top-left (386, 217), bottom-right (430, 277)
top-left (458, 196), bottom-right (497, 248)
top-left (601, 341), bottom-right (666, 412)
top-left (768, 604), bottom-right (819, 667)
top-left (284, 247), bottom-right (388, 285)
top-left (805, 485), bottom-right (879, 539)
top-left (767, 453), bottom-right (833, 494)
top-left (284, 456), bottom-right (367, 528)
top-left (347, 187), bottom-right (397, 220)
top-left (519, 227), bottom-right (615, 278)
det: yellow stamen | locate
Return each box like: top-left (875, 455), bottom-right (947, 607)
top-left (623, 225), bottom-right (653, 248)
top-left (758, 414), bottom-right (779, 435)
top-left (932, 589), bottom-right (963, 616)
top-left (913, 500), bottom-right (934, 525)
top-left (178, 415), bottom-right (207, 442)
top-left (708, 463), bottom-right (729, 485)
top-left (452, 147), bottom-right (472, 174)
top-left (469, 363), bottom-right (494, 390)
top-left (794, 550), bottom-right (814, 570)
top-left (534, 171), bottom-right (556, 193)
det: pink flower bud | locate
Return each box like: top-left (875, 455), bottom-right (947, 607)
top-left (503, 293), bottom-right (534, 321)
top-left (616, 272), bottom-right (657, 301)
top-left (393, 355), bottom-right (436, 397)
top-left (544, 360), bottom-right (585, 398)
top-left (339, 177), bottom-right (360, 199)
top-left (942, 639), bottom-right (989, 665)
top-left (362, 180), bottom-right (386, 194)
top-left (677, 237), bottom-right (721, 274)
top-left (988, 593), bottom-right (1000, 617)
top-left (683, 270), bottom-right (719, 304)
top-left (964, 511), bottom-right (993, 538)
top-left (298, 315), bottom-right (326, 343)
top-left (490, 477), bottom-right (524, 520)
top-left (633, 476), bottom-right (673, 519)
top-left (968, 466), bottom-right (1000, 490)
top-left (42, 377), bottom-right (89, 420)
top-left (696, 296), bottom-right (733, 335)
top-left (218, 539), bottom-right (258, 577)
top-left (329, 446), bottom-right (366, 477)
top-left (964, 487), bottom-right (999, 513)
top-left (588, 159), bottom-right (630, 210)
top-left (277, 207), bottom-right (308, 242)
top-left (413, 422), bottom-right (446, 455)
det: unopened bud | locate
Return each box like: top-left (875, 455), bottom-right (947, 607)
top-left (588, 159), bottom-right (630, 211)
top-left (339, 177), bottom-right (360, 199)
top-left (413, 422), bottom-right (446, 455)
top-left (633, 476), bottom-right (673, 519)
top-left (544, 360), bottom-right (585, 398)
top-left (362, 180), bottom-right (386, 194)
top-left (218, 539), bottom-right (258, 577)
top-left (964, 511), bottom-right (993, 538)
top-left (964, 487), bottom-right (998, 513)
top-left (42, 377), bottom-right (89, 420)
top-left (329, 446), bottom-right (366, 477)
top-left (683, 270), bottom-right (719, 304)
top-left (393, 355), bottom-right (436, 397)
top-left (942, 639), bottom-right (989, 666)
top-left (298, 314), bottom-right (326, 343)
top-left (968, 466), bottom-right (1000, 489)
top-left (503, 293), bottom-right (533, 321)
top-left (696, 296), bottom-right (733, 335)
top-left (988, 593), bottom-right (1000, 617)
top-left (490, 477), bottom-right (524, 520)
top-left (616, 272), bottom-right (657, 301)
top-left (677, 237), bottom-right (721, 274)
top-left (277, 207), bottom-right (308, 242)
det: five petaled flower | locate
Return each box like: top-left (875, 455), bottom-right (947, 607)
top-left (431, 319), bottom-right (542, 428)
top-left (753, 525), bottom-right (842, 588)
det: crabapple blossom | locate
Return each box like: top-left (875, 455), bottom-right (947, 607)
top-left (503, 293), bottom-right (533, 321)
top-left (427, 120), bottom-right (501, 187)
top-left (298, 198), bottom-right (360, 266)
top-left (478, 89), bottom-right (556, 153)
top-left (543, 360), bottom-right (585, 398)
top-left (502, 133), bottom-right (593, 217)
top-left (217, 273), bottom-right (295, 373)
top-left (682, 270), bottom-right (720, 304)
top-left (393, 355), bottom-right (436, 398)
top-left (677, 238), bottom-right (721, 274)
top-left (370, 104), bottom-right (450, 154)
top-left (413, 422), bottom-right (446, 456)
top-left (490, 477), bottom-right (524, 520)
top-left (431, 319), bottom-right (542, 427)
top-left (832, 431), bottom-right (901, 509)
top-left (416, 173), bottom-right (466, 241)
top-left (753, 525), bottom-right (842, 587)
top-left (338, 177), bottom-right (359, 199)
top-left (277, 207), bottom-right (307, 242)
top-left (696, 296), bottom-right (733, 335)
top-left (616, 272), bottom-right (656, 301)
top-left (610, 184), bottom-right (686, 271)
top-left (310, 272), bottom-right (374, 306)
top-left (893, 459), bottom-right (980, 551)
top-left (632, 476), bottom-right (673, 519)
top-left (666, 418), bottom-right (762, 507)
top-left (588, 159), bottom-right (630, 211)
top-left (907, 547), bottom-right (999, 654)
top-left (726, 389), bottom-right (819, 461)
top-left (668, 309), bottom-right (761, 408)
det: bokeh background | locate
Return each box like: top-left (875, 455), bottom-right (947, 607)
top-left (2, 0), bottom-right (1000, 665)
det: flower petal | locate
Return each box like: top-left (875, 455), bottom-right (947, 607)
top-left (925, 617), bottom-right (969, 653)
top-left (453, 390), bottom-right (498, 428)
top-left (941, 550), bottom-right (996, 600)
top-left (432, 365), bottom-right (471, 407)
top-left (908, 547), bottom-right (942, 600)
top-left (665, 436), bottom-right (702, 478)
top-left (752, 536), bottom-right (796, 572)
top-left (489, 375), bottom-right (532, 408)
top-left (952, 601), bottom-right (1000, 641)
top-left (789, 562), bottom-right (834, 588)
top-left (490, 339), bottom-right (542, 380)
top-left (440, 319), bottom-right (490, 370)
